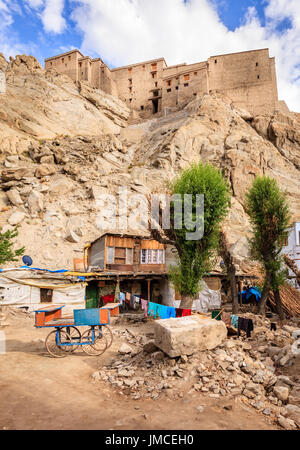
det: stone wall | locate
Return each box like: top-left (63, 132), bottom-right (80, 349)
top-left (0, 70), bottom-right (5, 94)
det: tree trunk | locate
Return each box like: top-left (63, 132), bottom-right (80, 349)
top-left (219, 231), bottom-right (239, 314)
top-left (273, 287), bottom-right (285, 321)
top-left (180, 294), bottom-right (194, 309)
top-left (259, 271), bottom-right (271, 317)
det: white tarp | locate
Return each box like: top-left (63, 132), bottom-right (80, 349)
top-left (0, 273), bottom-right (86, 312)
top-left (173, 281), bottom-right (221, 312)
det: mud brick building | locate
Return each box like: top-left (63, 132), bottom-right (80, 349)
top-left (45, 48), bottom-right (288, 117)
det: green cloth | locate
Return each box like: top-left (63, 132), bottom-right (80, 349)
top-left (212, 310), bottom-right (221, 321)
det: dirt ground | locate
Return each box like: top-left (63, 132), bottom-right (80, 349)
top-left (0, 312), bottom-right (280, 430)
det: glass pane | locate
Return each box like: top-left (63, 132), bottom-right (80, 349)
top-left (107, 246), bottom-right (115, 264)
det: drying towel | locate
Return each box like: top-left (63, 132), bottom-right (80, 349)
top-left (148, 302), bottom-right (160, 319)
top-left (119, 292), bottom-right (125, 303)
top-left (230, 314), bottom-right (239, 329)
top-left (237, 317), bottom-right (254, 338)
top-left (125, 292), bottom-right (131, 301)
top-left (102, 294), bottom-right (115, 304)
top-left (176, 308), bottom-right (191, 317)
top-left (166, 306), bottom-right (176, 319)
top-left (141, 299), bottom-right (148, 317)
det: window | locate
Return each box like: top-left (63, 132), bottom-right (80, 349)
top-left (194, 72), bottom-right (198, 76)
top-left (40, 288), bottom-right (53, 303)
top-left (62, 58), bottom-right (64, 63)
top-left (142, 65), bottom-right (145, 70)
top-left (128, 68), bottom-right (132, 74)
top-left (256, 62), bottom-right (259, 67)
top-left (155, 82), bottom-right (158, 87)
top-left (126, 248), bottom-right (133, 265)
top-left (129, 98), bottom-right (132, 103)
top-left (128, 78), bottom-right (132, 85)
top-left (152, 72), bottom-right (157, 79)
top-left (151, 63), bottom-right (157, 70)
top-left (107, 246), bottom-right (115, 264)
top-left (140, 249), bottom-right (165, 264)
top-left (257, 75), bottom-right (260, 79)
top-left (141, 105), bottom-right (144, 110)
top-left (79, 62), bottom-right (82, 67)
top-left (50, 62), bottom-right (52, 66)
top-left (129, 87), bottom-right (132, 93)
top-left (215, 59), bottom-right (217, 64)
top-left (153, 90), bottom-right (159, 97)
top-left (167, 80), bottom-right (172, 87)
top-left (298, 231), bottom-right (300, 245)
top-left (175, 86), bottom-right (179, 90)
top-left (69, 55), bottom-right (71, 60)
top-left (184, 83), bottom-right (189, 87)
top-left (167, 88), bottom-right (171, 93)
top-left (184, 74), bottom-right (190, 81)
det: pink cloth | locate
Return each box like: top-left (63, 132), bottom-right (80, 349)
top-left (141, 299), bottom-right (148, 317)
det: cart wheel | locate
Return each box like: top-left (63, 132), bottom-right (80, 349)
top-left (59, 326), bottom-right (81, 352)
top-left (81, 328), bottom-right (108, 356)
top-left (45, 330), bottom-right (73, 358)
top-left (101, 325), bottom-right (113, 348)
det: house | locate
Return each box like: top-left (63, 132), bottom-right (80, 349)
top-left (0, 268), bottom-right (86, 313)
top-left (85, 232), bottom-right (166, 273)
top-left (282, 222), bottom-right (300, 289)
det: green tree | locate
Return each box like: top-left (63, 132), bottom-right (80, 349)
top-left (0, 227), bottom-right (25, 266)
top-left (245, 176), bottom-right (291, 319)
top-left (151, 162), bottom-right (230, 309)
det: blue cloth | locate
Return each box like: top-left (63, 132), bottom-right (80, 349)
top-left (166, 307), bottom-right (176, 319)
top-left (231, 314), bottom-right (239, 328)
top-left (239, 287), bottom-right (261, 304)
top-left (148, 302), bottom-right (176, 319)
top-left (119, 292), bottom-right (125, 302)
top-left (19, 266), bottom-right (68, 273)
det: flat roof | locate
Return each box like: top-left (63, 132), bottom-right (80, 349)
top-left (45, 49), bottom-right (83, 62)
top-left (210, 48), bottom-right (270, 59)
top-left (112, 57), bottom-right (167, 72)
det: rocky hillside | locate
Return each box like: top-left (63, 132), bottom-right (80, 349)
top-left (0, 54), bottom-right (299, 271)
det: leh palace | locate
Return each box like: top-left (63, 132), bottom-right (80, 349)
top-left (45, 47), bottom-right (289, 117)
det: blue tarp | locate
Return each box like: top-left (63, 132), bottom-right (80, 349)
top-left (239, 287), bottom-right (261, 304)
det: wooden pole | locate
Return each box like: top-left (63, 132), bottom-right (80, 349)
top-left (147, 279), bottom-right (151, 302)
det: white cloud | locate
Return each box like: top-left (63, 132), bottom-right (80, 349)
top-left (69, 0), bottom-right (300, 112)
top-left (0, 1), bottom-right (28, 57)
top-left (41, 0), bottom-right (66, 33)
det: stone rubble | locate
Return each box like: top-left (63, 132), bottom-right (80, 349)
top-left (90, 314), bottom-right (300, 429)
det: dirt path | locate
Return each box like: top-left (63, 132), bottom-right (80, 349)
top-left (0, 314), bottom-right (278, 430)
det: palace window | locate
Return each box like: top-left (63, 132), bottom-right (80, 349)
top-left (194, 72), bottom-right (198, 76)
top-left (152, 72), bottom-right (157, 79)
top-left (215, 59), bottom-right (217, 64)
top-left (167, 88), bottom-right (171, 93)
top-left (184, 74), bottom-right (190, 81)
top-left (184, 83), bottom-right (189, 87)
top-left (141, 105), bottom-right (144, 110)
top-left (256, 62), bottom-right (259, 67)
top-left (257, 75), bottom-right (260, 79)
top-left (166, 80), bottom-right (172, 87)
top-left (151, 63), bottom-right (157, 70)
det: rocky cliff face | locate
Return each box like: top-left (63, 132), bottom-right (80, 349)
top-left (0, 54), bottom-right (299, 271)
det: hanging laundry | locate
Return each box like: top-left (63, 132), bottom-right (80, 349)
top-left (125, 292), bottom-right (131, 301)
top-left (102, 294), bottom-right (115, 304)
top-left (141, 299), bottom-right (148, 317)
top-left (130, 294), bottom-right (135, 309)
top-left (148, 302), bottom-right (160, 319)
top-left (175, 308), bottom-right (191, 317)
top-left (237, 317), bottom-right (254, 338)
top-left (230, 314), bottom-right (239, 329)
top-left (119, 292), bottom-right (125, 303)
top-left (166, 306), bottom-right (176, 319)
top-left (221, 311), bottom-right (231, 326)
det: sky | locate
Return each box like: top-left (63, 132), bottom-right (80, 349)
top-left (0, 0), bottom-right (299, 111)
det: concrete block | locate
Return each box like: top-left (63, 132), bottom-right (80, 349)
top-left (154, 315), bottom-right (227, 358)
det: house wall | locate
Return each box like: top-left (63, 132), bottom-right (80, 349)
top-left (111, 58), bottom-right (166, 113)
top-left (282, 222), bottom-right (300, 289)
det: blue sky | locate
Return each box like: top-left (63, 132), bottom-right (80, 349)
top-left (0, 1), bottom-right (299, 111)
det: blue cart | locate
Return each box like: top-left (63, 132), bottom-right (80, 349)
top-left (34, 305), bottom-right (115, 358)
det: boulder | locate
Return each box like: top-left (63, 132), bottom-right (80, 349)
top-left (65, 229), bottom-right (80, 243)
top-left (118, 343), bottom-right (133, 355)
top-left (6, 189), bottom-right (23, 206)
top-left (154, 316), bottom-right (227, 358)
top-left (285, 404), bottom-right (300, 425)
top-left (273, 386), bottom-right (289, 402)
top-left (35, 164), bottom-right (56, 178)
top-left (8, 211), bottom-right (25, 225)
top-left (27, 190), bottom-right (44, 213)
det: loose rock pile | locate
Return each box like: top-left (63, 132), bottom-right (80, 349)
top-left (91, 315), bottom-right (300, 430)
